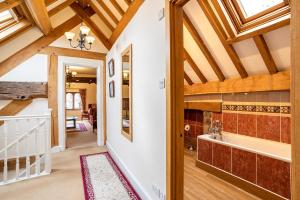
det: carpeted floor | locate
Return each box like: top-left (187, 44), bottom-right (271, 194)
top-left (66, 120), bottom-right (97, 149)
top-left (0, 146), bottom-right (107, 200)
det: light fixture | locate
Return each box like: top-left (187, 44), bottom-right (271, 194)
top-left (64, 23), bottom-right (95, 50)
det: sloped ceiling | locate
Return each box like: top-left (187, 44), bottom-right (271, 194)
top-left (183, 0), bottom-right (290, 85)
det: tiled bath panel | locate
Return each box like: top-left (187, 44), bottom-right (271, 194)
top-left (257, 155), bottom-right (291, 199)
top-left (212, 143), bottom-right (231, 173)
top-left (232, 148), bottom-right (256, 184)
top-left (197, 138), bottom-right (291, 199)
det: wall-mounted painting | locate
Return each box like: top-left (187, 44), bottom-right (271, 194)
top-left (109, 81), bottom-right (115, 98)
top-left (108, 59), bottom-right (115, 77)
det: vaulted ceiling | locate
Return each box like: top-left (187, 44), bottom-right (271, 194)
top-left (183, 0), bottom-right (290, 86)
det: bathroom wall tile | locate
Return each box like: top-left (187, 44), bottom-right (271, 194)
top-left (257, 155), bottom-right (291, 199)
top-left (232, 148), bottom-right (256, 183)
top-left (280, 91), bottom-right (290, 103)
top-left (212, 143), bottom-right (231, 173)
top-left (256, 91), bottom-right (281, 102)
top-left (196, 110), bottom-right (203, 123)
top-left (197, 139), bottom-right (212, 164)
top-left (223, 113), bottom-right (237, 133)
top-left (222, 93), bottom-right (239, 102)
top-left (237, 114), bottom-right (257, 137)
top-left (212, 112), bottom-right (222, 122)
top-left (237, 92), bottom-right (257, 102)
top-left (196, 125), bottom-right (204, 136)
top-left (257, 115), bottom-right (280, 142)
top-left (281, 117), bottom-right (291, 144)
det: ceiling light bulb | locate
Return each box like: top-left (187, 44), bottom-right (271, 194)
top-left (85, 36), bottom-right (95, 44)
top-left (80, 25), bottom-right (90, 36)
top-left (65, 32), bottom-right (75, 40)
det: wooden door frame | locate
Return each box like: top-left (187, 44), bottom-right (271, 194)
top-left (165, 1), bottom-right (187, 199)
top-left (166, 0), bottom-right (300, 199)
top-left (291, 0), bottom-right (300, 199)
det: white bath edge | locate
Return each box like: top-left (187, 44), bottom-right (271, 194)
top-left (198, 132), bottom-right (291, 163)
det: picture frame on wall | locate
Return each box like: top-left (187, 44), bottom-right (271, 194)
top-left (108, 59), bottom-right (115, 77)
top-left (109, 81), bottom-right (115, 98)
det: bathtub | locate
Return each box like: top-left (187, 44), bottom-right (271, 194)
top-left (198, 132), bottom-right (291, 163)
top-left (197, 132), bottom-right (291, 199)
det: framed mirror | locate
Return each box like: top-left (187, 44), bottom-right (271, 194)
top-left (121, 44), bottom-right (132, 141)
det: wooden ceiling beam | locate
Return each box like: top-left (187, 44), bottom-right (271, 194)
top-left (24, 0), bottom-right (52, 35)
top-left (253, 35), bottom-right (278, 74)
top-left (197, 0), bottom-right (248, 79)
top-left (0, 0), bottom-right (22, 13)
top-left (174, 0), bottom-right (190, 7)
top-left (124, 0), bottom-right (131, 6)
top-left (40, 46), bottom-right (106, 60)
top-left (184, 72), bottom-right (193, 85)
top-left (0, 16), bottom-right (81, 77)
top-left (184, 71), bottom-right (290, 95)
top-left (0, 99), bottom-right (33, 125)
top-left (70, 2), bottom-right (112, 50)
top-left (183, 12), bottom-right (225, 81)
top-left (183, 49), bottom-right (207, 83)
top-left (111, 0), bottom-right (125, 16)
top-left (110, 0), bottom-right (144, 47)
top-left (48, 0), bottom-right (75, 17)
top-left (90, 1), bottom-right (114, 32)
top-left (96, 0), bottom-right (119, 24)
top-left (45, 0), bottom-right (57, 6)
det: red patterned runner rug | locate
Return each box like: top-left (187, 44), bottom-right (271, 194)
top-left (80, 152), bottom-right (141, 200)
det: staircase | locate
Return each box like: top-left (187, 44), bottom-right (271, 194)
top-left (0, 110), bottom-right (52, 185)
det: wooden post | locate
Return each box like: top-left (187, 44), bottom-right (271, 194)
top-left (166, 1), bottom-right (184, 199)
top-left (48, 54), bottom-right (58, 147)
top-left (291, 0), bottom-right (300, 199)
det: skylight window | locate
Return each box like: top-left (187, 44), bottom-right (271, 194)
top-left (0, 10), bottom-right (13, 23)
top-left (238, 0), bottom-right (284, 17)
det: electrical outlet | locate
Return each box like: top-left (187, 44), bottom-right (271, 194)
top-left (152, 185), bottom-right (166, 200)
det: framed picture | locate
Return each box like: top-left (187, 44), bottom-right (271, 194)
top-left (108, 59), bottom-right (115, 77)
top-left (109, 81), bottom-right (115, 98)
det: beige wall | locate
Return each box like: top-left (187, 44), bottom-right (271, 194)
top-left (66, 83), bottom-right (97, 118)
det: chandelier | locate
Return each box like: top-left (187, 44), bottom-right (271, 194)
top-left (64, 23), bottom-right (95, 50)
top-left (66, 65), bottom-right (77, 78)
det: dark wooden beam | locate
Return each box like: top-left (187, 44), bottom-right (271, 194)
top-left (66, 77), bottom-right (96, 83)
top-left (184, 72), bottom-right (193, 85)
top-left (96, 0), bottom-right (119, 24)
top-left (90, 1), bottom-right (114, 32)
top-left (183, 12), bottom-right (225, 81)
top-left (183, 49), bottom-right (207, 83)
top-left (253, 35), bottom-right (278, 74)
top-left (0, 82), bottom-right (48, 100)
top-left (111, 0), bottom-right (125, 15)
top-left (0, 16), bottom-right (81, 77)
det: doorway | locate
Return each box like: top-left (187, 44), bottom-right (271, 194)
top-left (57, 56), bottom-right (106, 151)
top-left (64, 65), bottom-right (98, 149)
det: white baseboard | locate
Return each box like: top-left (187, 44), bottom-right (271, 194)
top-left (51, 146), bottom-right (63, 154)
top-left (106, 142), bottom-right (152, 200)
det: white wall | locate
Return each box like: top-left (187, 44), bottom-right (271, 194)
top-left (106, 0), bottom-right (166, 199)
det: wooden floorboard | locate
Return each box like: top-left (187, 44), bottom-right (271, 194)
top-left (184, 151), bottom-right (261, 200)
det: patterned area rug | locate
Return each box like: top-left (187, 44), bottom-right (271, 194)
top-left (67, 123), bottom-right (88, 132)
top-left (80, 152), bottom-right (141, 200)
